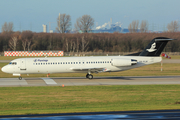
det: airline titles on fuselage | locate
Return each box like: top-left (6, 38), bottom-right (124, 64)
top-left (34, 59), bottom-right (48, 62)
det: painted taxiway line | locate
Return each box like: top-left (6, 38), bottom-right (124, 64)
top-left (41, 78), bottom-right (57, 85)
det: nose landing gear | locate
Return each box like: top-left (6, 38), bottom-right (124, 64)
top-left (13, 74), bottom-right (22, 80)
top-left (18, 76), bottom-right (22, 80)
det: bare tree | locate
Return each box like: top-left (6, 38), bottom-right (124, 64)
top-left (1, 22), bottom-right (14, 33)
top-left (27, 40), bottom-right (32, 51)
top-left (9, 37), bottom-right (18, 51)
top-left (74, 15), bottom-right (94, 33)
top-left (65, 38), bottom-right (69, 52)
top-left (21, 31), bottom-right (33, 51)
top-left (167, 21), bottom-right (179, 32)
top-left (81, 35), bottom-right (89, 52)
top-left (76, 37), bottom-right (79, 52)
top-left (140, 20), bottom-right (148, 33)
top-left (128, 20), bottom-right (139, 33)
top-left (21, 39), bottom-right (27, 51)
top-left (72, 41), bottom-right (76, 52)
top-left (9, 32), bottom-right (20, 51)
top-left (56, 13), bottom-right (71, 33)
top-left (128, 24), bottom-right (133, 33)
top-left (70, 39), bottom-right (76, 52)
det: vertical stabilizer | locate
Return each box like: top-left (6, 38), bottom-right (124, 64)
top-left (139, 37), bottom-right (175, 56)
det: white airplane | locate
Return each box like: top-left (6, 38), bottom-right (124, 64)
top-left (1, 37), bottom-right (175, 80)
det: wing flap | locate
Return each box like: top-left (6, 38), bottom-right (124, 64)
top-left (70, 67), bottom-right (109, 73)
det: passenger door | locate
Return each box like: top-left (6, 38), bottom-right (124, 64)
top-left (20, 59), bottom-right (26, 70)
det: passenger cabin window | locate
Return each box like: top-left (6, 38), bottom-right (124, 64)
top-left (32, 60), bottom-right (112, 65)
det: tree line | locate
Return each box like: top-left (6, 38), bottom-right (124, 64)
top-left (1, 14), bottom-right (95, 34)
top-left (0, 32), bottom-right (180, 53)
top-left (2, 13), bottom-right (180, 34)
top-left (128, 20), bottom-right (180, 33)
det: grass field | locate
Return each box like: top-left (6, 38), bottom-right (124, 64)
top-left (0, 85), bottom-right (180, 115)
top-left (0, 56), bottom-right (180, 115)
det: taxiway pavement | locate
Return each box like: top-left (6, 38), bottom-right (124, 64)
top-left (0, 76), bottom-right (180, 87)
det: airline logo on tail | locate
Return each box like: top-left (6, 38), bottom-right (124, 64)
top-left (146, 42), bottom-right (157, 52)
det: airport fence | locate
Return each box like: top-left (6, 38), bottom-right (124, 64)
top-left (1, 51), bottom-right (180, 57)
top-left (3, 51), bottom-right (63, 56)
top-left (61, 52), bottom-right (180, 56)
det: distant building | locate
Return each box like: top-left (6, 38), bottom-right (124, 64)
top-left (42, 24), bottom-right (47, 33)
top-left (50, 30), bottom-right (53, 33)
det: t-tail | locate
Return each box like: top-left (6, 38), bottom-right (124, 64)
top-left (139, 37), bottom-right (176, 56)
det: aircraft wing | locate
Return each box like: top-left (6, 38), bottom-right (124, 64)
top-left (70, 67), bottom-right (110, 73)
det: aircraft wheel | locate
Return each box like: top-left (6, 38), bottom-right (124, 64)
top-left (86, 74), bottom-right (89, 78)
top-left (19, 76), bottom-right (22, 80)
top-left (88, 74), bottom-right (93, 79)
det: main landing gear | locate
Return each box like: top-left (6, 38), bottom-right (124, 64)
top-left (86, 73), bottom-right (93, 79)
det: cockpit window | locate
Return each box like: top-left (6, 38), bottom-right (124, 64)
top-left (9, 62), bottom-right (17, 65)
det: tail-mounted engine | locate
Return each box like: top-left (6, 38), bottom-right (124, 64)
top-left (111, 58), bottom-right (137, 67)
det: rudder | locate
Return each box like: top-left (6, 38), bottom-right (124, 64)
top-left (139, 37), bottom-right (175, 56)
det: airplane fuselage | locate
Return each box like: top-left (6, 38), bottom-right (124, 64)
top-left (2, 56), bottom-right (162, 75)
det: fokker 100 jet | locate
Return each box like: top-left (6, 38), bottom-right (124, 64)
top-left (1, 37), bottom-right (175, 80)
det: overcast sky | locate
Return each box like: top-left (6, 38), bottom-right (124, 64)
top-left (0, 0), bottom-right (180, 32)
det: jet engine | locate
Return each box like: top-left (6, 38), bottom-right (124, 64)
top-left (111, 58), bottom-right (137, 67)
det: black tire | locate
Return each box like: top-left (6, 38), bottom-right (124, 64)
top-left (88, 74), bottom-right (93, 79)
top-left (86, 74), bottom-right (89, 78)
top-left (19, 76), bottom-right (22, 80)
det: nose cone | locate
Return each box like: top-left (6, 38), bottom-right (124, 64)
top-left (1, 66), bottom-right (9, 73)
top-left (1, 66), bottom-right (6, 73)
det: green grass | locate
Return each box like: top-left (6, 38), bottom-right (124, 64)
top-left (0, 56), bottom-right (180, 115)
top-left (0, 85), bottom-right (180, 115)
top-left (165, 55), bottom-right (180, 59)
